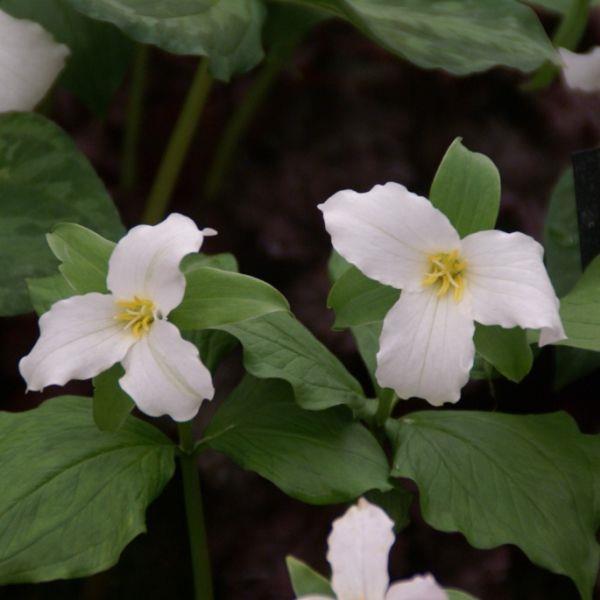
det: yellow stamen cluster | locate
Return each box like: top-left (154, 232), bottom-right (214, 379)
top-left (115, 297), bottom-right (156, 337)
top-left (422, 250), bottom-right (467, 302)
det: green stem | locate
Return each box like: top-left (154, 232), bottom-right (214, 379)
top-left (203, 41), bottom-right (300, 203)
top-left (375, 390), bottom-right (397, 427)
top-left (523, 0), bottom-right (590, 91)
top-left (121, 44), bottom-right (150, 191)
top-left (143, 59), bottom-right (213, 224)
top-left (178, 421), bottom-right (214, 600)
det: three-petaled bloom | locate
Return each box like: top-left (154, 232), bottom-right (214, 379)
top-left (0, 9), bottom-right (69, 112)
top-left (297, 498), bottom-right (448, 600)
top-left (20, 214), bottom-right (217, 421)
top-left (320, 183), bottom-right (566, 406)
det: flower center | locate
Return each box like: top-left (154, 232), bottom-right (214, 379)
top-left (422, 250), bottom-right (467, 302)
top-left (115, 297), bottom-right (156, 337)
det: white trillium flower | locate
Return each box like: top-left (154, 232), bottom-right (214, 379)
top-left (558, 47), bottom-right (600, 93)
top-left (320, 183), bottom-right (566, 406)
top-left (20, 214), bottom-right (217, 421)
top-left (298, 498), bottom-right (447, 600)
top-left (0, 9), bottom-right (70, 112)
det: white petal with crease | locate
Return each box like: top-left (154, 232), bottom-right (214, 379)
top-left (386, 574), bottom-right (448, 600)
top-left (319, 183), bottom-right (460, 291)
top-left (119, 320), bottom-right (214, 421)
top-left (0, 9), bottom-right (69, 112)
top-left (327, 498), bottom-right (394, 600)
top-left (461, 230), bottom-right (566, 346)
top-left (376, 289), bottom-right (475, 406)
top-left (19, 293), bottom-right (133, 391)
top-left (107, 213), bottom-right (209, 315)
top-left (559, 47), bottom-right (600, 93)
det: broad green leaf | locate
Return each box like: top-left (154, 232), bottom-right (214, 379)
top-left (555, 346), bottom-right (600, 389)
top-left (387, 411), bottom-right (600, 598)
top-left (447, 591), bottom-right (479, 600)
top-left (92, 364), bottom-right (134, 432)
top-left (579, 433), bottom-right (600, 529)
top-left (559, 255), bottom-right (600, 351)
top-left (0, 0), bottom-right (133, 114)
top-left (183, 329), bottom-right (238, 373)
top-left (0, 113), bottom-right (123, 316)
top-left (170, 266), bottom-right (290, 329)
top-left (285, 0), bottom-right (556, 74)
top-left (0, 396), bottom-right (175, 584)
top-left (327, 265), bottom-right (399, 329)
top-left (219, 312), bottom-right (366, 411)
top-left (286, 556), bottom-right (334, 598)
top-left (206, 377), bottom-right (391, 503)
top-left (26, 273), bottom-right (75, 316)
top-left (366, 485), bottom-right (412, 532)
top-left (544, 169), bottom-right (581, 297)
top-left (181, 250), bottom-right (239, 274)
top-left (46, 223), bottom-right (115, 294)
top-left (65, 0), bottom-right (267, 81)
top-left (430, 138), bottom-right (500, 237)
top-left (473, 325), bottom-right (533, 382)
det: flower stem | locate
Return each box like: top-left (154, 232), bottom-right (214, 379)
top-left (375, 390), bottom-right (398, 427)
top-left (202, 39), bottom-right (300, 203)
top-left (143, 58), bottom-right (213, 224)
top-left (178, 421), bottom-right (214, 600)
top-left (523, 0), bottom-right (590, 91)
top-left (121, 44), bottom-right (150, 191)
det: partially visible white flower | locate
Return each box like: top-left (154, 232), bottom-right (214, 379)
top-left (20, 213), bottom-right (217, 422)
top-left (558, 47), bottom-right (600, 92)
top-left (320, 183), bottom-right (565, 406)
top-left (297, 498), bottom-right (447, 600)
top-left (0, 9), bottom-right (69, 112)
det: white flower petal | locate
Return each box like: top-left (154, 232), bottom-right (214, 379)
top-left (19, 293), bottom-right (133, 391)
top-left (559, 47), bottom-right (600, 93)
top-left (327, 498), bottom-right (394, 600)
top-left (386, 574), bottom-right (448, 600)
top-left (0, 10), bottom-right (69, 112)
top-left (461, 230), bottom-right (566, 346)
top-left (376, 289), bottom-right (475, 406)
top-left (319, 183), bottom-right (460, 291)
top-left (119, 320), bottom-right (214, 421)
top-left (107, 213), bottom-right (211, 315)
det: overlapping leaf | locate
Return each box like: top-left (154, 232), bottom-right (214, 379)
top-left (387, 410), bottom-right (600, 598)
top-left (0, 114), bottom-right (123, 316)
top-left (0, 396), bottom-right (175, 584)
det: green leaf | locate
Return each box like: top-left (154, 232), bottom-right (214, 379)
top-left (219, 312), bottom-right (366, 411)
top-left (26, 273), bottom-right (75, 316)
top-left (286, 0), bottom-right (556, 74)
top-left (555, 346), bottom-right (600, 390)
top-left (365, 485), bottom-right (412, 532)
top-left (430, 138), bottom-right (500, 237)
top-left (0, 396), bottom-right (175, 584)
top-left (286, 556), bottom-right (334, 598)
top-left (206, 376), bottom-right (391, 503)
top-left (327, 265), bottom-right (399, 329)
top-left (92, 364), bottom-right (134, 432)
top-left (65, 0), bottom-right (267, 81)
top-left (46, 223), bottom-right (115, 294)
top-left (183, 329), bottom-right (238, 373)
top-left (447, 591), bottom-right (479, 600)
top-left (473, 324), bottom-right (533, 383)
top-left (387, 411), bottom-right (600, 599)
top-left (170, 266), bottom-right (290, 329)
top-left (544, 169), bottom-right (581, 297)
top-left (0, 0), bottom-right (133, 114)
top-left (0, 113), bottom-right (123, 316)
top-left (181, 251), bottom-right (239, 274)
top-left (559, 255), bottom-right (600, 351)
